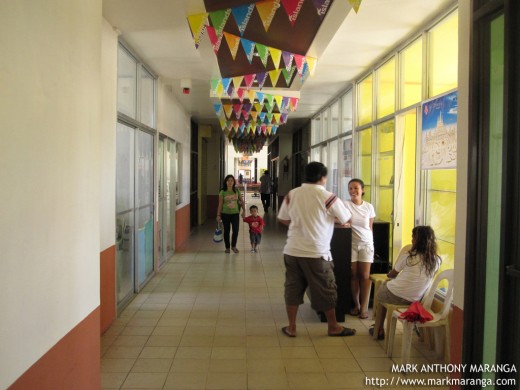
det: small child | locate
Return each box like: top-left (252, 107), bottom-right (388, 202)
top-left (243, 205), bottom-right (265, 252)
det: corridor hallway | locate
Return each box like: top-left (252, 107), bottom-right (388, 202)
top-left (101, 196), bottom-right (446, 389)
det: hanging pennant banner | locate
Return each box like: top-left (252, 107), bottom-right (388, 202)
top-left (187, 13), bottom-right (208, 48)
top-left (254, 102), bottom-right (263, 112)
top-left (216, 82), bottom-right (224, 98)
top-left (241, 38), bottom-right (256, 63)
top-left (243, 102), bottom-right (253, 114)
top-left (312, 0), bottom-right (331, 18)
top-left (236, 88), bottom-right (246, 101)
top-left (223, 32), bottom-right (241, 59)
top-left (290, 97), bottom-right (299, 111)
top-left (274, 95), bottom-right (283, 109)
top-left (268, 69), bottom-right (281, 87)
top-left (206, 26), bottom-right (223, 54)
top-left (265, 94), bottom-right (274, 108)
top-left (209, 9), bottom-right (232, 37)
top-left (282, 96), bottom-right (290, 110)
top-left (227, 82), bottom-right (235, 98)
top-left (294, 54), bottom-right (305, 75)
top-left (268, 47), bottom-right (282, 69)
top-left (214, 103), bottom-right (223, 116)
top-left (281, 0), bottom-right (304, 26)
top-left (244, 74), bottom-right (255, 88)
top-left (256, 72), bottom-right (268, 89)
top-left (281, 113), bottom-right (289, 123)
top-left (221, 78), bottom-right (232, 92)
top-left (247, 89), bottom-right (257, 102)
top-left (232, 76), bottom-right (244, 89)
top-left (306, 56), bottom-right (317, 76)
top-left (255, 43), bottom-right (269, 66)
top-left (251, 111), bottom-right (259, 121)
top-left (255, 0), bottom-right (281, 32)
top-left (281, 66), bottom-right (296, 84)
top-left (223, 104), bottom-right (233, 118)
top-left (231, 3), bottom-right (255, 35)
top-left (348, 0), bottom-right (363, 13)
top-left (210, 79), bottom-right (221, 94)
top-left (256, 92), bottom-right (265, 104)
top-left (282, 51), bottom-right (294, 72)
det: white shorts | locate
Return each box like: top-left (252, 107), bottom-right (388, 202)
top-left (351, 244), bottom-right (374, 263)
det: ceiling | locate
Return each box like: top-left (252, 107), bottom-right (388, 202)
top-left (103, 0), bottom-right (455, 133)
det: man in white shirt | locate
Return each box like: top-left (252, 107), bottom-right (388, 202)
top-left (277, 162), bottom-right (356, 337)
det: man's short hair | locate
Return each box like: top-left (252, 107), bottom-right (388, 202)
top-left (250, 205), bottom-right (258, 211)
top-left (305, 162), bottom-right (327, 183)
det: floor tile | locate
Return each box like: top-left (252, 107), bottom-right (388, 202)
top-left (120, 372), bottom-right (167, 389)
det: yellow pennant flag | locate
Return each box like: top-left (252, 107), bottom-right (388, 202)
top-left (273, 113), bottom-right (281, 123)
top-left (223, 104), bottom-right (233, 118)
top-left (224, 32), bottom-right (241, 60)
top-left (256, 0), bottom-right (281, 32)
top-left (251, 111), bottom-right (258, 121)
top-left (247, 89), bottom-right (257, 102)
top-left (268, 69), bottom-right (281, 86)
top-left (306, 57), bottom-right (317, 76)
top-left (274, 95), bottom-right (283, 109)
top-left (268, 47), bottom-right (282, 69)
top-left (216, 82), bottom-right (224, 98)
top-left (348, 0), bottom-right (363, 13)
top-left (232, 76), bottom-right (244, 89)
top-left (254, 102), bottom-right (263, 112)
top-left (187, 13), bottom-right (208, 48)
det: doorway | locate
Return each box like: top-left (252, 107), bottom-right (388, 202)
top-left (158, 136), bottom-right (176, 266)
top-left (115, 122), bottom-right (155, 310)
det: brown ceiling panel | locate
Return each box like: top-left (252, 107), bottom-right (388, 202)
top-left (204, 0), bottom-right (333, 83)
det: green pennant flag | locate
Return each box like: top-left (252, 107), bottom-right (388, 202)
top-left (255, 43), bottom-right (269, 67)
top-left (281, 66), bottom-right (296, 85)
top-left (209, 9), bottom-right (232, 37)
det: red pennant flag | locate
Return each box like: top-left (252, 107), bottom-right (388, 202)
top-left (280, 0), bottom-right (304, 26)
top-left (206, 25), bottom-right (222, 54)
top-left (244, 74), bottom-right (255, 88)
top-left (294, 54), bottom-right (305, 76)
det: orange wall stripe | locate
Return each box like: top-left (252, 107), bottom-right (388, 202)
top-left (9, 308), bottom-right (100, 390)
top-left (100, 245), bottom-right (116, 334)
top-left (175, 204), bottom-right (191, 249)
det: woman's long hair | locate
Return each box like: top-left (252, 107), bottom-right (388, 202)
top-left (408, 226), bottom-right (440, 277)
top-left (221, 175), bottom-right (237, 192)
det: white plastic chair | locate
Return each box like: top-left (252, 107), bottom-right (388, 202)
top-left (386, 268), bottom-right (454, 364)
top-left (371, 244), bottom-right (412, 351)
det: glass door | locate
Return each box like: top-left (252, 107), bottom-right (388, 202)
top-left (158, 136), bottom-right (176, 266)
top-left (116, 122), bottom-right (135, 307)
top-left (135, 130), bottom-right (154, 288)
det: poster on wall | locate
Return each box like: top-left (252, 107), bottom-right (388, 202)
top-left (421, 91), bottom-right (458, 170)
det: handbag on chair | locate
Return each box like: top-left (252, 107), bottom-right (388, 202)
top-left (213, 222), bottom-right (223, 243)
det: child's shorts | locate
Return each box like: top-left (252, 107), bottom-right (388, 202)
top-left (250, 232), bottom-right (262, 245)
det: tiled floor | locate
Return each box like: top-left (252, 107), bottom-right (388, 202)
top-left (101, 196), bottom-right (448, 389)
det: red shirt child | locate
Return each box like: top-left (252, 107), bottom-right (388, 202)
top-left (243, 205), bottom-right (265, 252)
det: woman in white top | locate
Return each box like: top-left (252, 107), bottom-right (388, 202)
top-left (344, 178), bottom-right (376, 319)
top-left (371, 225), bottom-right (441, 339)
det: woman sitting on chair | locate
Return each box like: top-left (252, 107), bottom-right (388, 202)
top-left (370, 225), bottom-right (441, 339)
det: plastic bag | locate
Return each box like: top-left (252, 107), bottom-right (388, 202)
top-left (213, 222), bottom-right (223, 243)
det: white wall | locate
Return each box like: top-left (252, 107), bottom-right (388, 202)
top-left (0, 1), bottom-right (102, 387)
top-left (453, 0), bottom-right (470, 309)
top-left (100, 19), bottom-right (118, 251)
top-left (157, 79), bottom-right (191, 209)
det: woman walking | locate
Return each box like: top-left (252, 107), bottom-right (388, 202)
top-left (216, 175), bottom-right (245, 253)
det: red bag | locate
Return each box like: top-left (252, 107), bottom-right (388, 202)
top-left (398, 301), bottom-right (433, 323)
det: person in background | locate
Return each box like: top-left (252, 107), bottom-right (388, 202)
top-left (259, 170), bottom-right (271, 213)
top-left (277, 162), bottom-right (356, 338)
top-left (370, 225), bottom-right (441, 339)
top-left (243, 205), bottom-right (265, 253)
top-left (216, 175), bottom-right (245, 253)
top-left (344, 178), bottom-right (376, 320)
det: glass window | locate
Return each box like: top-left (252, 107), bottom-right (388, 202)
top-left (341, 90), bottom-right (353, 134)
top-left (339, 136), bottom-right (352, 201)
top-left (356, 128), bottom-right (372, 203)
top-left (400, 38), bottom-right (423, 108)
top-left (375, 120), bottom-right (394, 223)
top-left (329, 140), bottom-right (338, 194)
top-left (117, 46), bottom-right (137, 118)
top-left (423, 169), bottom-right (456, 271)
top-left (311, 116), bottom-right (321, 145)
top-left (428, 10), bottom-right (458, 98)
top-left (330, 102), bottom-right (339, 138)
top-left (311, 146), bottom-right (321, 163)
top-left (376, 57), bottom-right (396, 118)
top-left (357, 74), bottom-right (373, 126)
top-left (140, 66), bottom-right (155, 128)
top-left (321, 110), bottom-right (329, 141)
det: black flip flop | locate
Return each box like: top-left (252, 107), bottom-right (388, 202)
top-left (281, 326), bottom-right (296, 337)
top-left (328, 327), bottom-right (356, 337)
